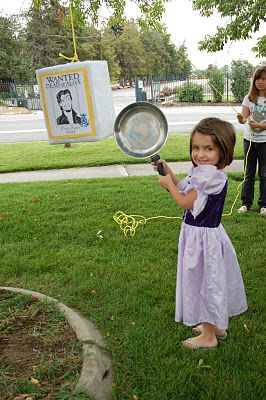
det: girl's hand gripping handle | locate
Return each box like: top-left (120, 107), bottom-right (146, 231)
top-left (151, 154), bottom-right (166, 176)
top-left (151, 154), bottom-right (169, 192)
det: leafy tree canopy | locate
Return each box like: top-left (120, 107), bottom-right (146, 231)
top-left (0, 16), bottom-right (32, 80)
top-left (192, 0), bottom-right (266, 57)
top-left (33, 1), bottom-right (265, 58)
top-left (32, 0), bottom-right (169, 29)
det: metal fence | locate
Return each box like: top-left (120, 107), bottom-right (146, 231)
top-left (135, 75), bottom-right (235, 104)
top-left (0, 80), bottom-right (133, 110)
top-left (0, 80), bottom-right (41, 110)
top-left (0, 75), bottom-right (236, 109)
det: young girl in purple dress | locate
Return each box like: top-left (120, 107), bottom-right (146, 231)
top-left (155, 117), bottom-right (247, 350)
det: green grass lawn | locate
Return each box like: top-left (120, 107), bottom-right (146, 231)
top-left (0, 132), bottom-right (244, 173)
top-left (0, 175), bottom-right (265, 400)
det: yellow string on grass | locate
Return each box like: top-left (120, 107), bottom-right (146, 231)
top-left (113, 211), bottom-right (182, 236)
top-left (114, 132), bottom-right (253, 235)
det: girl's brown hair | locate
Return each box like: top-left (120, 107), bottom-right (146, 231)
top-left (190, 117), bottom-right (236, 169)
top-left (248, 66), bottom-right (266, 104)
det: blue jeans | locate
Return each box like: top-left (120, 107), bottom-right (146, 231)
top-left (241, 139), bottom-right (266, 209)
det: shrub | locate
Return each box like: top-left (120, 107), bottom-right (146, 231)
top-left (209, 69), bottom-right (225, 102)
top-left (0, 92), bottom-right (9, 106)
top-left (178, 83), bottom-right (203, 102)
top-left (162, 86), bottom-right (172, 96)
top-left (0, 92), bottom-right (9, 100)
top-left (172, 86), bottom-right (180, 94)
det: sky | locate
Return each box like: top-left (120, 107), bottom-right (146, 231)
top-left (161, 0), bottom-right (265, 69)
top-left (1, 0), bottom-right (265, 69)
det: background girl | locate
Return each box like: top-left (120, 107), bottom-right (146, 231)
top-left (237, 65), bottom-right (266, 216)
top-left (155, 117), bottom-right (247, 350)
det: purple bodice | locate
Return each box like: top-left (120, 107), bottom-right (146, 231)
top-left (184, 181), bottom-right (228, 228)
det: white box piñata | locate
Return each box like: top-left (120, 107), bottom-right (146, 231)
top-left (36, 60), bottom-right (115, 144)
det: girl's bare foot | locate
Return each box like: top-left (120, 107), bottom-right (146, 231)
top-left (192, 324), bottom-right (227, 338)
top-left (182, 334), bottom-right (218, 350)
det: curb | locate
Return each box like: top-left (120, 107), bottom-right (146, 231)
top-left (0, 286), bottom-right (113, 400)
top-left (0, 107), bottom-right (31, 115)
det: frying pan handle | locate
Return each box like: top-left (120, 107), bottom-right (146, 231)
top-left (151, 154), bottom-right (166, 176)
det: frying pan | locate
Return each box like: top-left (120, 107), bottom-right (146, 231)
top-left (114, 102), bottom-right (168, 175)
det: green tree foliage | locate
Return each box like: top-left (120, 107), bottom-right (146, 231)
top-left (167, 42), bottom-right (192, 78)
top-left (231, 60), bottom-right (254, 103)
top-left (208, 67), bottom-right (225, 102)
top-left (5, 1), bottom-right (262, 86)
top-left (193, 69), bottom-right (206, 78)
top-left (113, 20), bottom-right (146, 84)
top-left (32, 0), bottom-right (266, 58)
top-left (3, 3), bottom-right (191, 83)
top-left (26, 0), bottom-right (74, 70)
top-left (140, 28), bottom-right (170, 76)
top-left (140, 29), bottom-right (191, 78)
top-left (27, 3), bottom-right (121, 81)
top-left (0, 16), bottom-right (32, 80)
top-left (111, 20), bottom-right (191, 82)
top-left (101, 28), bottom-right (121, 81)
top-left (76, 25), bottom-right (100, 61)
top-left (205, 64), bottom-right (217, 78)
top-left (62, 23), bottom-right (120, 81)
top-left (192, 0), bottom-right (266, 57)
top-left (29, 0), bottom-right (189, 81)
top-left (33, 0), bottom-right (168, 29)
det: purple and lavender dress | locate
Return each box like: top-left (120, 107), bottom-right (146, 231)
top-left (175, 165), bottom-right (247, 329)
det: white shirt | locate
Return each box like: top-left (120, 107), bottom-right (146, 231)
top-left (242, 95), bottom-right (266, 142)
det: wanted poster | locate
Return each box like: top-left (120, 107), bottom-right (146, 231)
top-left (36, 61), bottom-right (115, 144)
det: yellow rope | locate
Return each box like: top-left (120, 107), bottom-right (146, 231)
top-left (59, 0), bottom-right (79, 62)
top-left (114, 134), bottom-right (252, 236)
top-left (222, 132), bottom-right (252, 216)
top-left (113, 211), bottom-right (182, 236)
top-left (114, 133), bottom-right (253, 235)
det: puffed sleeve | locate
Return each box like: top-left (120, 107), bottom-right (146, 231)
top-left (176, 172), bottom-right (191, 192)
top-left (180, 165), bottom-right (227, 218)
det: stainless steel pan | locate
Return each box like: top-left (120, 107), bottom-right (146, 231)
top-left (114, 102), bottom-right (168, 175)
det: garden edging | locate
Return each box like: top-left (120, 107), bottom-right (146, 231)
top-left (0, 286), bottom-right (113, 400)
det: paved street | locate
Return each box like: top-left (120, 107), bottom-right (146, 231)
top-left (0, 88), bottom-right (243, 143)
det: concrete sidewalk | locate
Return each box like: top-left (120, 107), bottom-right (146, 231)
top-left (0, 160), bottom-right (243, 184)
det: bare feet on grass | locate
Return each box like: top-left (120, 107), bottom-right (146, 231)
top-left (183, 334), bottom-right (218, 349)
top-left (193, 324), bottom-right (227, 337)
